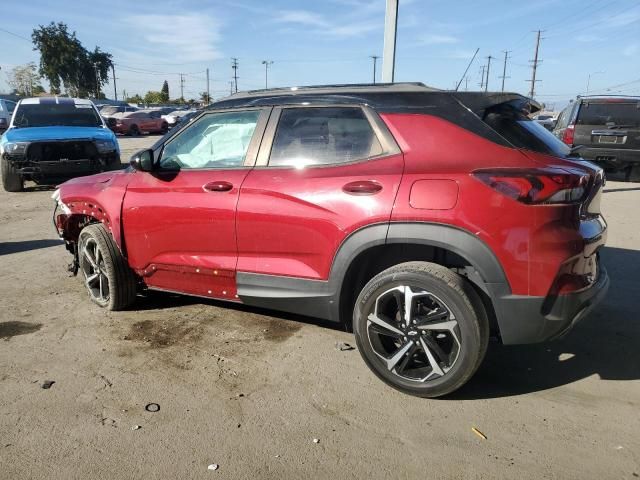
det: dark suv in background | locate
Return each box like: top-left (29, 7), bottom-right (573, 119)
top-left (553, 96), bottom-right (640, 181)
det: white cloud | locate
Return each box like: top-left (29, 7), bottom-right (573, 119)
top-left (623, 44), bottom-right (639, 57)
top-left (418, 34), bottom-right (460, 45)
top-left (122, 14), bottom-right (222, 63)
top-left (273, 8), bottom-right (380, 38)
top-left (575, 34), bottom-right (601, 43)
top-left (275, 10), bottom-right (329, 28)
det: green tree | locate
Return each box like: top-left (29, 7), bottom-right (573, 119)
top-left (199, 91), bottom-right (211, 104)
top-left (143, 91), bottom-right (165, 104)
top-left (160, 80), bottom-right (169, 102)
top-left (7, 63), bottom-right (42, 96)
top-left (32, 22), bottom-right (113, 97)
top-left (125, 94), bottom-right (143, 104)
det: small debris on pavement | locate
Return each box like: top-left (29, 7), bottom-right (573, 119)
top-left (207, 464), bottom-right (219, 471)
top-left (472, 427), bottom-right (487, 440)
top-left (335, 341), bottom-right (355, 351)
top-left (237, 393), bottom-right (245, 398)
top-left (41, 380), bottom-right (55, 389)
top-left (131, 425), bottom-right (141, 430)
top-left (313, 438), bottom-right (320, 444)
top-left (145, 403), bottom-right (160, 413)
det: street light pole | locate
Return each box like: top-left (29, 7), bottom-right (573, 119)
top-left (586, 71), bottom-right (604, 94)
top-left (370, 55), bottom-right (379, 84)
top-left (261, 60), bottom-right (274, 89)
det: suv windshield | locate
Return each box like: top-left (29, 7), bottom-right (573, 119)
top-left (577, 101), bottom-right (640, 127)
top-left (13, 103), bottom-right (103, 128)
top-left (484, 104), bottom-right (570, 158)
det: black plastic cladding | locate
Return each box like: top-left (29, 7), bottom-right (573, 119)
top-left (209, 90), bottom-right (540, 148)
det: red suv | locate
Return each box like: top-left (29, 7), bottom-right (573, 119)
top-left (52, 84), bottom-right (608, 397)
top-left (110, 110), bottom-right (169, 136)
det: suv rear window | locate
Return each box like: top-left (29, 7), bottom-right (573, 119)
top-left (484, 105), bottom-right (570, 158)
top-left (13, 103), bottom-right (102, 128)
top-left (577, 101), bottom-right (640, 127)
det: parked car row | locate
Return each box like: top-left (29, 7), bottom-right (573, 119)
top-left (98, 105), bottom-right (197, 136)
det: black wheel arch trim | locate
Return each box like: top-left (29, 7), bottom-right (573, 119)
top-left (237, 222), bottom-right (511, 323)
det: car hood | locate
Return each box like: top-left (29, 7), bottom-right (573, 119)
top-left (4, 126), bottom-right (114, 143)
top-left (62, 169), bottom-right (127, 187)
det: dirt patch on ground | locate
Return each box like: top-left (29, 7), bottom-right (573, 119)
top-left (125, 318), bottom-right (204, 349)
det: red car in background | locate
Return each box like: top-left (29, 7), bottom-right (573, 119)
top-left (110, 110), bottom-right (169, 136)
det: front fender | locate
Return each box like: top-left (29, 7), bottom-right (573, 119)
top-left (53, 170), bottom-right (131, 252)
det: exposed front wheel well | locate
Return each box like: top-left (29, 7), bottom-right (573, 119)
top-left (338, 243), bottom-right (499, 336)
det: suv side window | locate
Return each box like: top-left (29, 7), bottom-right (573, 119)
top-left (5, 101), bottom-right (16, 114)
top-left (160, 110), bottom-right (260, 170)
top-left (269, 107), bottom-right (383, 167)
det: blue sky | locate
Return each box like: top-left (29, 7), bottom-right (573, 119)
top-left (1, 0), bottom-right (639, 109)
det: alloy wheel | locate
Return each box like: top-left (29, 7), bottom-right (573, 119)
top-left (80, 237), bottom-right (110, 304)
top-left (366, 285), bottom-right (461, 382)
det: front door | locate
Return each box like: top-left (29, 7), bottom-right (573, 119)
top-left (122, 108), bottom-right (270, 300)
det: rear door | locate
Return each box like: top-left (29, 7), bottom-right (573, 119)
top-left (574, 99), bottom-right (640, 150)
top-left (236, 105), bottom-right (403, 281)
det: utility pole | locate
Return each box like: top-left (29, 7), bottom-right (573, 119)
top-left (370, 55), bottom-right (379, 84)
top-left (527, 30), bottom-right (544, 98)
top-left (231, 58), bottom-right (239, 93)
top-left (179, 73), bottom-right (185, 102)
top-left (499, 50), bottom-right (511, 92)
top-left (112, 64), bottom-right (117, 100)
top-left (381, 0), bottom-right (399, 82)
top-left (261, 60), bottom-right (273, 89)
top-left (206, 68), bottom-right (210, 105)
top-left (229, 81), bottom-right (233, 95)
top-left (464, 76), bottom-right (469, 91)
top-left (479, 65), bottom-right (486, 90)
top-left (485, 55), bottom-right (493, 92)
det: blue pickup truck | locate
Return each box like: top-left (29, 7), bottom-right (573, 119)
top-left (0, 97), bottom-right (121, 192)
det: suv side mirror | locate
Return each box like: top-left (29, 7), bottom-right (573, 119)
top-left (130, 149), bottom-right (154, 172)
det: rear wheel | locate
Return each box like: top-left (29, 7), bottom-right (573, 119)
top-left (78, 224), bottom-right (137, 310)
top-left (353, 262), bottom-right (489, 398)
top-left (1, 157), bottom-right (23, 192)
top-left (128, 124), bottom-right (140, 136)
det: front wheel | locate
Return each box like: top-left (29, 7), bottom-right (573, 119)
top-left (353, 262), bottom-right (489, 398)
top-left (78, 224), bottom-right (137, 310)
top-left (1, 157), bottom-right (23, 192)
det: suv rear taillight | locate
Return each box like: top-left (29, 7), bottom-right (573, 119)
top-left (561, 124), bottom-right (575, 145)
top-left (473, 169), bottom-right (590, 205)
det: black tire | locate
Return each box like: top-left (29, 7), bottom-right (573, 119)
top-left (625, 165), bottom-right (640, 183)
top-left (353, 261), bottom-right (489, 398)
top-left (128, 124), bottom-right (140, 136)
top-left (78, 224), bottom-right (137, 310)
top-left (1, 156), bottom-right (23, 192)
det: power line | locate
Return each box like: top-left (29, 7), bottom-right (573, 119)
top-left (0, 27), bottom-right (31, 42)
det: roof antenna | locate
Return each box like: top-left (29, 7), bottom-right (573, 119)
top-left (455, 48), bottom-right (480, 92)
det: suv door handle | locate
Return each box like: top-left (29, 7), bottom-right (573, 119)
top-left (343, 180), bottom-right (383, 195)
top-left (203, 181), bottom-right (233, 192)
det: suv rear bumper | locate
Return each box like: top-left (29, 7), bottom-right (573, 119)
top-left (493, 265), bottom-right (609, 345)
top-left (579, 147), bottom-right (640, 169)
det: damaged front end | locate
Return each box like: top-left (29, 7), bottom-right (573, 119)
top-left (52, 189), bottom-right (81, 275)
top-left (7, 139), bottom-right (119, 185)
